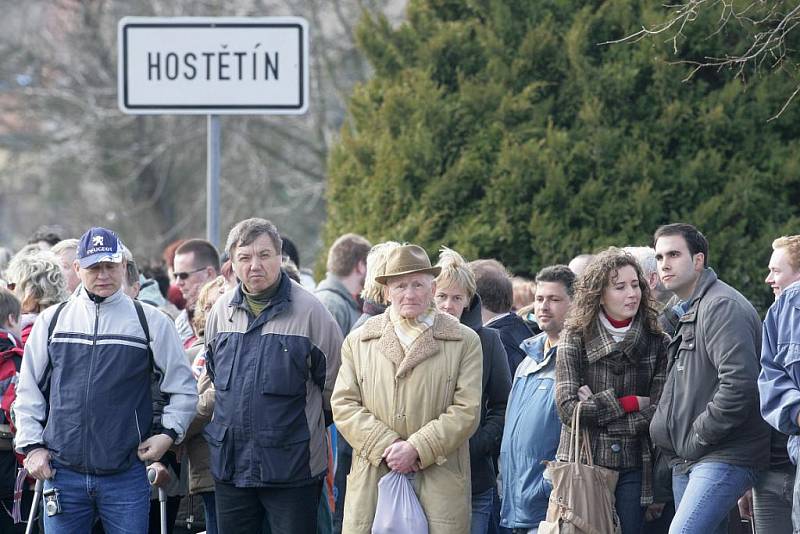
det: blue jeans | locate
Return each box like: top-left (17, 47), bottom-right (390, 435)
top-left (615, 469), bottom-right (644, 534)
top-left (200, 491), bottom-right (218, 534)
top-left (792, 465), bottom-right (800, 533)
top-left (43, 461), bottom-right (150, 534)
top-left (471, 488), bottom-right (494, 534)
top-left (752, 468), bottom-right (793, 534)
top-left (671, 462), bottom-right (757, 534)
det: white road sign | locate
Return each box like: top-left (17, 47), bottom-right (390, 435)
top-left (118, 17), bottom-right (308, 114)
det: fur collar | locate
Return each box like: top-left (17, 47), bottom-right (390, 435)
top-left (360, 309), bottom-right (464, 378)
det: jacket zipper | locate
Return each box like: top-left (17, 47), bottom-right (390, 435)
top-left (84, 301), bottom-right (100, 471)
top-left (135, 409), bottom-right (142, 444)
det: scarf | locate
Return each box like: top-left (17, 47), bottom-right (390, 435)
top-left (599, 311), bottom-right (632, 342)
top-left (389, 304), bottom-right (435, 352)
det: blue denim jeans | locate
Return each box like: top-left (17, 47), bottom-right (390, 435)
top-left (200, 491), bottom-right (218, 534)
top-left (615, 469), bottom-right (644, 534)
top-left (752, 468), bottom-right (793, 534)
top-left (471, 488), bottom-right (494, 534)
top-left (671, 462), bottom-right (757, 534)
top-left (42, 461), bottom-right (150, 534)
top-left (792, 465), bottom-right (800, 533)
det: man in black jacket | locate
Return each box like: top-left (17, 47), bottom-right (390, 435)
top-left (650, 223), bottom-right (769, 534)
top-left (470, 259), bottom-right (537, 376)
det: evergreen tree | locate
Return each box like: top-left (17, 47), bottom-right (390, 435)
top-left (325, 0), bottom-right (800, 311)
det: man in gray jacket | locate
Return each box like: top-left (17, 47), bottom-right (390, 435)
top-left (650, 223), bottom-right (769, 534)
top-left (314, 233), bottom-right (371, 336)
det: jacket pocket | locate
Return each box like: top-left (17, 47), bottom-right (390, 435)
top-left (203, 420), bottom-right (234, 480)
top-left (254, 429), bottom-right (311, 482)
top-left (260, 338), bottom-right (309, 397)
top-left (212, 333), bottom-right (238, 391)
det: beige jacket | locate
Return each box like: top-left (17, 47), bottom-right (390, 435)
top-left (331, 310), bottom-right (482, 534)
top-left (184, 338), bottom-right (215, 495)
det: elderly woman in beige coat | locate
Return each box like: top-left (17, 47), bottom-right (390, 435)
top-left (332, 244), bottom-right (483, 534)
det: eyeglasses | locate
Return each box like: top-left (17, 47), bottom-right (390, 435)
top-left (173, 267), bottom-right (205, 280)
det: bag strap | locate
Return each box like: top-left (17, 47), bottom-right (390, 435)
top-left (569, 402), bottom-right (581, 462)
top-left (568, 402), bottom-right (595, 466)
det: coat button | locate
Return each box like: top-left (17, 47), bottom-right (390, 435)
top-left (611, 443), bottom-right (621, 453)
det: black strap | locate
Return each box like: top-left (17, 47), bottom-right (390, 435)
top-left (132, 299), bottom-right (156, 372)
top-left (46, 302), bottom-right (68, 342)
top-left (40, 301), bottom-right (68, 393)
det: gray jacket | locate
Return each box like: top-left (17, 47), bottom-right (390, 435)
top-left (314, 274), bottom-right (361, 336)
top-left (650, 269), bottom-right (770, 470)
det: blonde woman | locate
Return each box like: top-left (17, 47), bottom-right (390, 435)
top-left (185, 276), bottom-right (227, 534)
top-left (4, 249), bottom-right (67, 343)
top-left (434, 247), bottom-right (511, 534)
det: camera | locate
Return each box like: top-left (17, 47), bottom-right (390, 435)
top-left (43, 487), bottom-right (61, 517)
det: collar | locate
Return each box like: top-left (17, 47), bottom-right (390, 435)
top-left (316, 273), bottom-right (360, 309)
top-left (585, 315), bottom-right (647, 364)
top-left (484, 312), bottom-right (511, 327)
top-left (230, 271), bottom-right (291, 311)
top-left (518, 332), bottom-right (558, 376)
top-left (360, 307), bottom-right (463, 342)
top-left (685, 268), bottom-right (718, 308)
top-left (76, 285), bottom-right (126, 305)
top-left (0, 329), bottom-right (20, 352)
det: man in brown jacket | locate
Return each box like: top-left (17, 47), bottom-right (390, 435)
top-left (331, 244), bottom-right (482, 534)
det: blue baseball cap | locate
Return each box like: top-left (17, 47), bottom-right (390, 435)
top-left (77, 227), bottom-right (124, 268)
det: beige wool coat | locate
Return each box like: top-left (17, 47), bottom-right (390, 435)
top-left (331, 309), bottom-right (483, 534)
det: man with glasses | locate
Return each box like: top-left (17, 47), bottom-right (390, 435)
top-left (173, 239), bottom-right (220, 348)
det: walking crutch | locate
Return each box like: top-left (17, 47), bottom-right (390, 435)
top-left (147, 467), bottom-right (168, 534)
top-left (24, 479), bottom-right (43, 534)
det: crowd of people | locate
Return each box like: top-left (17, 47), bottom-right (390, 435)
top-left (0, 220), bottom-right (798, 534)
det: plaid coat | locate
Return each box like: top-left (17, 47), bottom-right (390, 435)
top-left (555, 316), bottom-right (669, 505)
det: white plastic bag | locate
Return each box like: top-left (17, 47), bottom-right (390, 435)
top-left (371, 471), bottom-right (428, 534)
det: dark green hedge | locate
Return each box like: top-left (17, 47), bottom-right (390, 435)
top-left (324, 0), bottom-right (800, 312)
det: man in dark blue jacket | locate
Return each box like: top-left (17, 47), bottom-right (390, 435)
top-left (16, 227), bottom-right (197, 534)
top-left (470, 259), bottom-right (537, 375)
top-left (204, 218), bottom-right (342, 534)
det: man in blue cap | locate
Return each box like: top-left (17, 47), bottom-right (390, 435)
top-left (14, 227), bottom-right (197, 533)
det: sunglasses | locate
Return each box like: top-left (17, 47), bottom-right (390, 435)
top-left (173, 267), bottom-right (205, 280)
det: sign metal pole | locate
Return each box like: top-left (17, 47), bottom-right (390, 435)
top-left (207, 114), bottom-right (220, 249)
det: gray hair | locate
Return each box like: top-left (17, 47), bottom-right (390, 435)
top-left (361, 241), bottom-right (401, 303)
top-left (50, 238), bottom-right (80, 258)
top-left (225, 218), bottom-right (282, 259)
top-left (623, 246), bottom-right (657, 278)
top-left (5, 249), bottom-right (68, 310)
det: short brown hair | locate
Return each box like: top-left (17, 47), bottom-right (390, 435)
top-left (326, 233), bottom-right (372, 277)
top-left (0, 287), bottom-right (21, 327)
top-left (469, 259), bottom-right (513, 313)
top-left (176, 239), bottom-right (221, 273)
top-left (225, 218), bottom-right (282, 259)
top-left (773, 235), bottom-right (800, 271)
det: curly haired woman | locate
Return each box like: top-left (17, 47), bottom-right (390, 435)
top-left (554, 247), bottom-right (668, 534)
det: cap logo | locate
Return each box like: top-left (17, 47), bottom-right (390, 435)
top-left (92, 235), bottom-right (104, 247)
